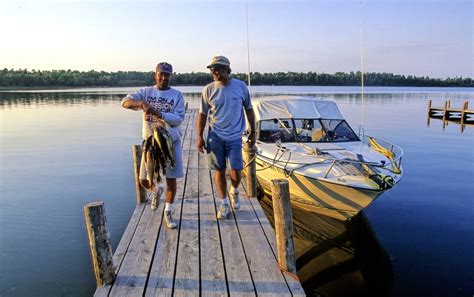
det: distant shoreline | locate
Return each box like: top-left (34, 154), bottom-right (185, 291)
top-left (1, 84), bottom-right (473, 91)
top-left (1, 69), bottom-right (472, 88)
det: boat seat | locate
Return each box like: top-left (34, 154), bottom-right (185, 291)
top-left (312, 128), bottom-right (326, 141)
top-left (259, 130), bottom-right (293, 142)
top-left (259, 130), bottom-right (275, 142)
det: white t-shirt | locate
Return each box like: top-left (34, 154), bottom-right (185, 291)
top-left (123, 86), bottom-right (185, 141)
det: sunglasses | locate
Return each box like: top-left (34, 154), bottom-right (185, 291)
top-left (210, 66), bottom-right (224, 72)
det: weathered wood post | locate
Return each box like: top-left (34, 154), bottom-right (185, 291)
top-left (442, 100), bottom-right (449, 129)
top-left (271, 179), bottom-right (297, 274)
top-left (244, 142), bottom-right (258, 197)
top-left (84, 201), bottom-right (115, 287)
top-left (427, 100), bottom-right (432, 126)
top-left (132, 144), bottom-right (146, 204)
top-left (461, 101), bottom-right (469, 132)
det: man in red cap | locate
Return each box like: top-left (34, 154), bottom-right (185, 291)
top-left (121, 62), bottom-right (185, 229)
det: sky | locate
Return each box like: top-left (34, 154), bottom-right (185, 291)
top-left (0, 0), bottom-right (472, 78)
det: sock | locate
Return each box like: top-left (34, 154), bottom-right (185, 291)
top-left (222, 197), bottom-right (230, 205)
top-left (165, 202), bottom-right (173, 212)
top-left (230, 186), bottom-right (239, 194)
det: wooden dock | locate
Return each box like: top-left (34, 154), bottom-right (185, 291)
top-left (427, 100), bottom-right (473, 132)
top-left (91, 109), bottom-right (305, 296)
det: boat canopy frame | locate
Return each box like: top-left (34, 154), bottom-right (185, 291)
top-left (257, 117), bottom-right (360, 144)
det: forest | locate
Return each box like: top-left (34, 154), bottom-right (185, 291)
top-left (0, 68), bottom-right (472, 88)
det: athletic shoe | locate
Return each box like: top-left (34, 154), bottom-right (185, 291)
top-left (217, 203), bottom-right (231, 219)
top-left (164, 210), bottom-right (177, 229)
top-left (230, 191), bottom-right (240, 210)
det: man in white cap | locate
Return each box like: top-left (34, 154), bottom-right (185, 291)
top-left (197, 56), bottom-right (256, 219)
top-left (121, 62), bottom-right (185, 229)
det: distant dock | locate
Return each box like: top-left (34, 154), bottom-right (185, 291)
top-left (427, 100), bottom-right (473, 132)
top-left (85, 109), bottom-right (305, 296)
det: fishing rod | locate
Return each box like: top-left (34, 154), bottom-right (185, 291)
top-left (358, 0), bottom-right (366, 139)
top-left (245, 2), bottom-right (252, 94)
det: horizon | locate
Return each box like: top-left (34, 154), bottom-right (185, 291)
top-left (3, 67), bottom-right (472, 80)
top-left (1, 0), bottom-right (473, 79)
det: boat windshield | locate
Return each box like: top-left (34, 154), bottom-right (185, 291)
top-left (258, 118), bottom-right (359, 143)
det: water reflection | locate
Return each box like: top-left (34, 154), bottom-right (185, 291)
top-left (2, 89), bottom-right (471, 109)
top-left (259, 195), bottom-right (393, 297)
top-left (0, 92), bottom-right (204, 109)
top-left (0, 92), bottom-right (125, 108)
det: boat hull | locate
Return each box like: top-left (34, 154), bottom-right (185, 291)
top-left (255, 157), bottom-right (383, 221)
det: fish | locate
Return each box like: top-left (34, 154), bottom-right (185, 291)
top-left (162, 128), bottom-right (175, 167)
top-left (143, 135), bottom-right (162, 185)
top-left (153, 126), bottom-right (175, 168)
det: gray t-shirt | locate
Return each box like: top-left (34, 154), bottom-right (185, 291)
top-left (200, 78), bottom-right (252, 141)
top-left (122, 86), bottom-right (185, 141)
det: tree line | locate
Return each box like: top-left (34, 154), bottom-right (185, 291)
top-left (0, 68), bottom-right (472, 88)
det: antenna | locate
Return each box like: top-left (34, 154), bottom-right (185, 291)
top-left (245, 2), bottom-right (252, 95)
top-left (359, 0), bottom-right (365, 138)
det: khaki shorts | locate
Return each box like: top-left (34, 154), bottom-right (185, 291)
top-left (139, 138), bottom-right (184, 181)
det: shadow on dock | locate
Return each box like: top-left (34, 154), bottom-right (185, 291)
top-left (258, 195), bottom-right (393, 297)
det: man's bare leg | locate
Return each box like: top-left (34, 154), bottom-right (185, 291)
top-left (214, 170), bottom-right (228, 199)
top-left (165, 178), bottom-right (176, 203)
top-left (229, 169), bottom-right (241, 209)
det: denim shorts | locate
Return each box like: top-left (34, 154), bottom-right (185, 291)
top-left (206, 130), bottom-right (243, 171)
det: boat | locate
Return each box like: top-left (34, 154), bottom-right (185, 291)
top-left (246, 96), bottom-right (403, 221)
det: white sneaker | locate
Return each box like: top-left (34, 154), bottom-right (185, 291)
top-left (217, 203), bottom-right (231, 219)
top-left (164, 210), bottom-right (178, 229)
top-left (230, 191), bottom-right (240, 210)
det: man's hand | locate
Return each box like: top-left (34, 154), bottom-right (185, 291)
top-left (247, 132), bottom-right (256, 147)
top-left (197, 135), bottom-right (205, 153)
top-left (142, 101), bottom-right (161, 118)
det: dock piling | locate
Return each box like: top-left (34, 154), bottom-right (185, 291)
top-left (244, 143), bottom-right (258, 198)
top-left (271, 179), bottom-right (297, 274)
top-left (84, 201), bottom-right (115, 287)
top-left (132, 144), bottom-right (146, 204)
top-left (427, 100), bottom-right (432, 126)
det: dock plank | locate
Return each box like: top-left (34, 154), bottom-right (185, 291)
top-left (108, 195), bottom-right (165, 296)
top-left (232, 188), bottom-right (291, 296)
top-left (174, 131), bottom-right (201, 296)
top-left (145, 110), bottom-right (195, 297)
top-left (247, 196), bottom-right (307, 297)
top-left (198, 152), bottom-right (228, 296)
top-left (211, 173), bottom-right (256, 296)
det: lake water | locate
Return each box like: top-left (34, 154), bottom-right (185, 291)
top-left (0, 86), bottom-right (473, 296)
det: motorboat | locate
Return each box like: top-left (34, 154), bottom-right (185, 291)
top-left (247, 96), bottom-right (403, 221)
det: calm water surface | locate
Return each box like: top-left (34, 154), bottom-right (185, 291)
top-left (0, 86), bottom-right (473, 296)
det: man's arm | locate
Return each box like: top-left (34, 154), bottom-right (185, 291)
top-left (122, 98), bottom-right (144, 110)
top-left (196, 112), bottom-right (208, 153)
top-left (245, 108), bottom-right (256, 147)
top-left (122, 98), bottom-right (161, 118)
top-left (161, 93), bottom-right (185, 127)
